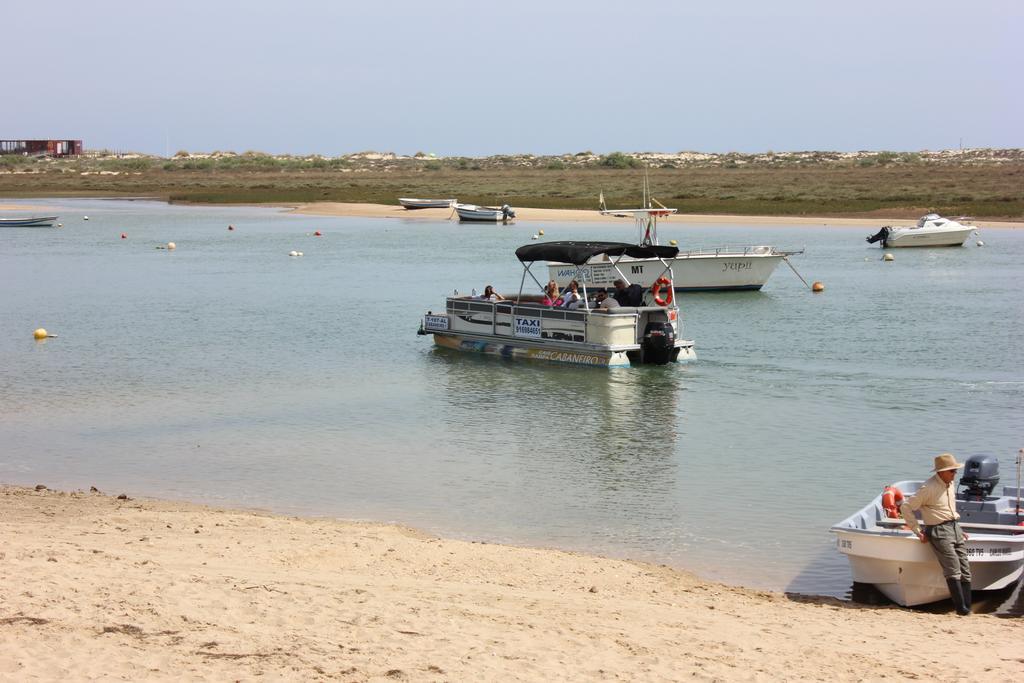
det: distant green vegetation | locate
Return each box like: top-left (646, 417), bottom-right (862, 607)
top-left (1, 151), bottom-right (1021, 220)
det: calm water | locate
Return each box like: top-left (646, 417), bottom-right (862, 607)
top-left (2, 199), bottom-right (1022, 603)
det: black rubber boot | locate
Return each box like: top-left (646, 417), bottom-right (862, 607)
top-left (960, 580), bottom-right (972, 613)
top-left (946, 578), bottom-right (970, 616)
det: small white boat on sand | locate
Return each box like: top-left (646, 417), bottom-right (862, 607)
top-left (398, 198), bottom-right (456, 210)
top-left (865, 214), bottom-right (977, 248)
top-left (418, 240), bottom-right (695, 367)
top-left (455, 203), bottom-right (516, 222)
top-left (831, 454), bottom-right (1024, 607)
top-left (0, 215), bottom-right (58, 227)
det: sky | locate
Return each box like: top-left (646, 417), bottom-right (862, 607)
top-left (4, 1), bottom-right (1022, 157)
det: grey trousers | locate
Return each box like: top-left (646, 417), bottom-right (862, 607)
top-left (927, 521), bottom-right (971, 581)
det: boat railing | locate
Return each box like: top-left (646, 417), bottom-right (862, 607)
top-left (674, 245), bottom-right (803, 258)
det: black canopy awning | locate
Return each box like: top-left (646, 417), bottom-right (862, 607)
top-left (514, 241), bottom-right (679, 265)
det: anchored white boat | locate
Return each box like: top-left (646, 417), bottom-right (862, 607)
top-left (0, 215), bottom-right (58, 227)
top-left (866, 214), bottom-right (977, 248)
top-left (398, 197), bottom-right (456, 209)
top-left (549, 198), bottom-right (800, 291)
top-left (454, 203), bottom-right (516, 222)
top-left (418, 241), bottom-right (695, 367)
top-left (831, 454), bottom-right (1024, 607)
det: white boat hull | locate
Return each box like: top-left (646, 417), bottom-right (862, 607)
top-left (549, 249), bottom-right (788, 292)
top-left (421, 297), bottom-right (695, 367)
top-left (832, 480), bottom-right (1024, 606)
top-left (454, 204), bottom-right (515, 222)
top-left (884, 227), bottom-right (974, 248)
top-left (834, 527), bottom-right (1024, 606)
top-left (398, 198), bottom-right (455, 209)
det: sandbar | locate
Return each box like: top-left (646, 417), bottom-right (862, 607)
top-left (291, 202), bottom-right (1024, 229)
top-left (2, 486), bottom-right (1020, 681)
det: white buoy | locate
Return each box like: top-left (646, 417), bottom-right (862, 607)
top-left (166, 242), bottom-right (176, 250)
top-left (289, 250), bottom-right (299, 257)
top-left (976, 240), bottom-right (985, 247)
top-left (297, 251), bottom-right (304, 257)
top-left (57, 223), bottom-right (63, 228)
top-left (531, 234), bottom-right (539, 240)
top-left (83, 216), bottom-right (89, 220)
top-left (883, 253), bottom-right (894, 262)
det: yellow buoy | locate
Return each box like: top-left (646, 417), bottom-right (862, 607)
top-left (33, 328), bottom-right (48, 340)
top-left (883, 253), bottom-right (894, 261)
top-left (669, 239), bottom-right (678, 246)
top-left (167, 242), bottom-right (176, 250)
top-left (812, 281), bottom-right (825, 293)
top-left (538, 229), bottom-right (544, 236)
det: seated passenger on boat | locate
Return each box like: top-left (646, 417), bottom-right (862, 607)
top-left (478, 285), bottom-right (505, 302)
top-left (613, 279), bottom-right (645, 307)
top-left (555, 280), bottom-right (581, 309)
top-left (593, 289), bottom-right (620, 311)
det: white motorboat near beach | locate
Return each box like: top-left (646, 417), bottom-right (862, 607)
top-left (418, 241), bottom-right (695, 367)
top-left (831, 454), bottom-right (1024, 607)
top-left (398, 197), bottom-right (456, 209)
top-left (454, 203), bottom-right (516, 222)
top-left (865, 213), bottom-right (977, 248)
top-left (549, 187), bottom-right (800, 291)
top-left (0, 215), bottom-right (58, 227)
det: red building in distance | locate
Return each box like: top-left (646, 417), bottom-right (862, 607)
top-left (0, 139), bottom-right (83, 157)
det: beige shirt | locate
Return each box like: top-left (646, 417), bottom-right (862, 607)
top-left (899, 473), bottom-right (959, 533)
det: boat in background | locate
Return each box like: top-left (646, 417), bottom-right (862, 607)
top-left (549, 190), bottom-right (801, 292)
top-left (418, 240), bottom-right (695, 367)
top-left (454, 203), bottom-right (515, 222)
top-left (866, 214), bottom-right (977, 248)
top-left (831, 454), bottom-right (1024, 607)
top-left (399, 198), bottom-right (456, 210)
top-left (0, 215), bottom-right (58, 227)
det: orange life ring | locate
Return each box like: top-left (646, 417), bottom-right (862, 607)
top-left (881, 485), bottom-right (904, 518)
top-left (651, 276), bottom-right (673, 306)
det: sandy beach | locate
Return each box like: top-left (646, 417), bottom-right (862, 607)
top-left (2, 486), bottom-right (1020, 681)
top-left (291, 202), bottom-right (1024, 229)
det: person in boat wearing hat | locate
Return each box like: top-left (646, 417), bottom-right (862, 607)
top-left (899, 453), bottom-right (972, 615)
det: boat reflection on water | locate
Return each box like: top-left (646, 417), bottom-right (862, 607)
top-left (424, 346), bottom-right (687, 507)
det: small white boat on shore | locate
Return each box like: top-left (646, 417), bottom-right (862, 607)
top-left (831, 454), bottom-right (1024, 607)
top-left (548, 205), bottom-right (801, 292)
top-left (454, 203), bottom-right (515, 222)
top-left (865, 214), bottom-right (977, 248)
top-left (0, 215), bottom-right (58, 227)
top-left (398, 198), bottom-right (456, 210)
top-left (418, 241), bottom-right (695, 367)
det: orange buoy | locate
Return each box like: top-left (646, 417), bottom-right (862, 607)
top-left (120, 233), bottom-right (127, 239)
top-left (812, 281), bottom-right (824, 292)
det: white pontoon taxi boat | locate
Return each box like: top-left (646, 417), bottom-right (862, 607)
top-left (418, 241), bottom-right (696, 367)
top-left (831, 454), bottom-right (1024, 607)
top-left (865, 214), bottom-right (977, 248)
top-left (548, 191), bottom-right (801, 291)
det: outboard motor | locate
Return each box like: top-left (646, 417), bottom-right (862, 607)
top-left (501, 204), bottom-right (515, 220)
top-left (865, 226), bottom-right (890, 245)
top-left (958, 454), bottom-right (1000, 499)
top-left (641, 321), bottom-right (675, 364)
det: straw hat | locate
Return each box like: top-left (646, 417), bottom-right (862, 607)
top-left (933, 453), bottom-right (965, 472)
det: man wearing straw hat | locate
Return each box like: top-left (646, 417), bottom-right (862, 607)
top-left (899, 453), bottom-right (972, 615)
